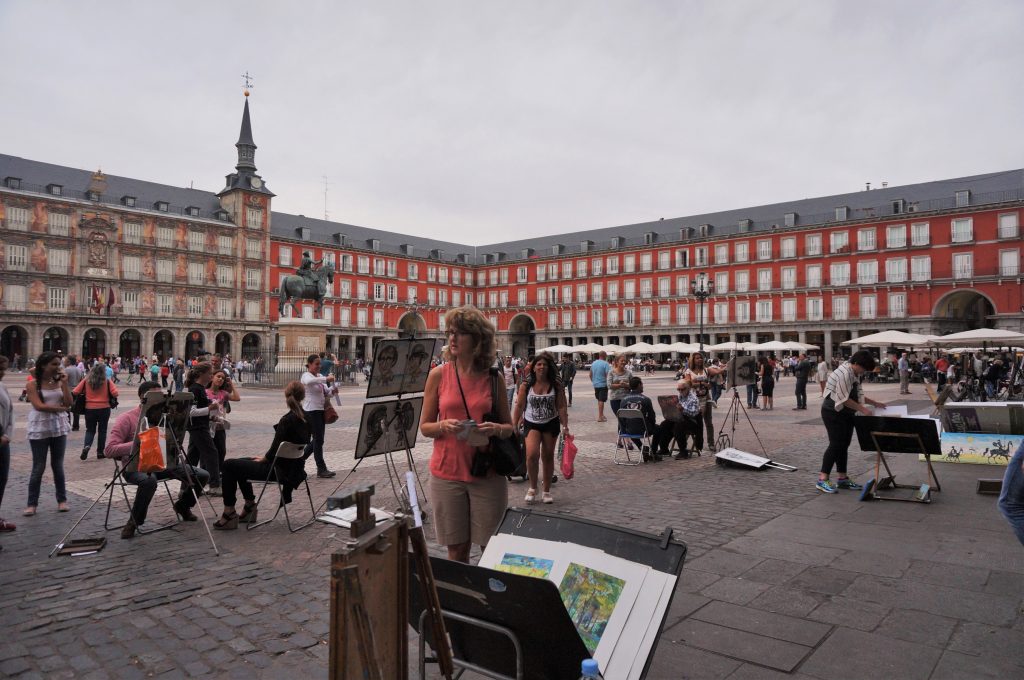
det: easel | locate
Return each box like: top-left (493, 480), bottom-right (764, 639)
top-left (854, 416), bottom-right (942, 503)
top-left (715, 386), bottom-right (768, 456)
top-left (50, 390), bottom-right (221, 556)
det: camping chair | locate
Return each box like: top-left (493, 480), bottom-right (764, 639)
top-left (614, 408), bottom-right (651, 465)
top-left (247, 441), bottom-right (316, 533)
top-left (103, 459), bottom-right (181, 535)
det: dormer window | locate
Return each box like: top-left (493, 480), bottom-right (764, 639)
top-left (955, 190), bottom-right (970, 208)
top-left (47, 184), bottom-right (62, 196)
top-left (186, 206), bottom-right (200, 217)
top-left (580, 240), bottom-right (592, 253)
top-left (4, 177), bottom-right (20, 189)
top-left (699, 224), bottom-right (712, 238)
top-left (834, 206), bottom-right (848, 221)
top-left (86, 191), bottom-right (100, 201)
top-left (296, 227), bottom-right (311, 241)
top-left (891, 199), bottom-right (905, 215)
top-left (214, 209), bottom-right (229, 221)
top-left (154, 201), bottom-right (169, 212)
top-left (644, 232), bottom-right (655, 245)
top-left (521, 248), bottom-right (533, 259)
top-left (334, 233), bottom-right (348, 246)
top-left (457, 253), bottom-right (469, 263)
top-left (738, 219), bottom-right (752, 232)
top-left (121, 195), bottom-right (136, 208)
top-left (611, 236), bottom-right (622, 248)
top-left (431, 248), bottom-right (445, 260)
top-left (784, 212), bottom-right (797, 227)
top-left (552, 244), bottom-right (563, 255)
top-left (369, 239), bottom-right (381, 251)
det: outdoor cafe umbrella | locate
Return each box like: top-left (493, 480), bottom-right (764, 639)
top-left (602, 344), bottom-right (627, 354)
top-left (840, 330), bottom-right (934, 348)
top-left (650, 343), bottom-right (674, 353)
top-left (574, 342), bottom-right (606, 353)
top-left (932, 328), bottom-right (1024, 345)
top-left (707, 341), bottom-right (752, 352)
top-left (784, 341), bottom-right (819, 351)
top-left (748, 341), bottom-right (792, 352)
top-left (538, 344), bottom-right (574, 353)
top-left (668, 342), bottom-right (701, 353)
top-left (624, 341), bottom-right (657, 353)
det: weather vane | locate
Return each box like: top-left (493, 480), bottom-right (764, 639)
top-left (242, 71), bottom-right (254, 96)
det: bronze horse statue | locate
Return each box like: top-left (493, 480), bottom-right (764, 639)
top-left (278, 262), bottom-right (335, 318)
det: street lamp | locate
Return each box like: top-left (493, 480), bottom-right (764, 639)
top-left (691, 272), bottom-right (713, 355)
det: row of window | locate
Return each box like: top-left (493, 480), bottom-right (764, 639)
top-left (283, 304), bottom-right (402, 330)
top-left (540, 293), bottom-right (910, 329)
top-left (3, 205), bottom-right (261, 241)
top-left (277, 248), bottom-right (473, 285)
top-left (1, 284), bottom-right (258, 320)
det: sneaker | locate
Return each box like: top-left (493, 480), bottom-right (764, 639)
top-left (541, 492), bottom-right (554, 504)
top-left (316, 470), bottom-right (337, 479)
top-left (815, 480), bottom-right (838, 494)
top-left (836, 478), bottom-right (863, 490)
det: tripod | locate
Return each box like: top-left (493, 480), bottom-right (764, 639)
top-left (715, 386), bottom-right (768, 456)
top-left (50, 389), bottom-right (220, 557)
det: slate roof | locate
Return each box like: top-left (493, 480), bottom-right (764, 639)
top-left (3, 152), bottom-right (1021, 266)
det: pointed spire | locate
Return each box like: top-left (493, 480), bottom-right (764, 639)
top-left (235, 95), bottom-right (257, 173)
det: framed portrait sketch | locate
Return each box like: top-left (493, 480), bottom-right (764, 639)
top-left (400, 338), bottom-right (442, 394)
top-left (355, 397), bottom-right (424, 458)
top-left (366, 338), bottom-right (442, 398)
top-left (727, 355), bottom-right (757, 389)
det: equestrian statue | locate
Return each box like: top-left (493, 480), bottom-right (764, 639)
top-left (278, 251), bottom-right (335, 318)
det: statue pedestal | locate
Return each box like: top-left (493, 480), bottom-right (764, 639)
top-left (276, 318), bottom-right (330, 374)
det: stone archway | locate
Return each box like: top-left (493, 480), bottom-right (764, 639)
top-left (81, 328), bottom-right (107, 359)
top-left (242, 333), bottom-right (261, 356)
top-left (508, 314), bottom-right (536, 359)
top-left (397, 312), bottom-right (427, 337)
top-left (933, 290), bottom-right (996, 334)
top-left (1, 325), bottom-right (28, 362)
top-left (185, 331), bottom-right (206, 359)
top-left (42, 326), bottom-right (69, 354)
top-left (119, 329), bottom-right (142, 359)
top-left (215, 332), bottom-right (232, 357)
top-left (153, 330), bottom-right (174, 361)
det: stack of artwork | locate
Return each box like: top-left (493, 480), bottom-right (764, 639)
top-left (479, 534), bottom-right (675, 679)
top-left (933, 401), bottom-right (1024, 465)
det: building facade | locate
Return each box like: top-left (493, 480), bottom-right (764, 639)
top-left (2, 98), bottom-right (1022, 363)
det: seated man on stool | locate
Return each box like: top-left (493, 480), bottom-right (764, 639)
top-left (659, 379), bottom-right (701, 459)
top-left (618, 377), bottom-right (661, 462)
top-left (105, 381), bottom-right (210, 538)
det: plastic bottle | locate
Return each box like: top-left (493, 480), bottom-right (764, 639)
top-left (579, 658), bottom-right (603, 679)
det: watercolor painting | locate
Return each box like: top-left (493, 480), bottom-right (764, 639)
top-left (496, 553), bottom-right (554, 579)
top-left (558, 563), bottom-right (626, 654)
top-left (929, 431), bottom-right (1024, 465)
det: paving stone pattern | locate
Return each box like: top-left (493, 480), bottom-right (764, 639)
top-left (0, 373), bottom-right (1022, 678)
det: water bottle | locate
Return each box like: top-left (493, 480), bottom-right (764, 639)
top-left (579, 658), bottom-right (603, 679)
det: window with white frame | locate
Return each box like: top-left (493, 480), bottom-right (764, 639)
top-left (608, 308), bottom-right (619, 326)
top-left (245, 300), bottom-right (260, 320)
top-left (188, 230), bottom-right (205, 252)
top-left (518, 289), bottom-right (528, 306)
top-left (156, 226), bottom-right (174, 248)
top-left (279, 247), bottom-right (293, 266)
top-left (4, 285), bottom-right (26, 311)
top-left (780, 237), bottom-right (796, 258)
top-left (832, 296), bottom-right (849, 320)
top-left (216, 265), bottom-right (233, 287)
top-left (373, 310), bottom-right (384, 328)
top-left (911, 222), bottom-right (930, 246)
top-left (245, 268), bottom-right (261, 290)
top-left (465, 271), bottom-right (474, 286)
top-left (640, 307), bottom-right (652, 325)
top-left (536, 264), bottom-right (546, 282)
top-left (658, 250), bottom-right (671, 269)
top-left (405, 285), bottom-right (417, 303)
top-left (999, 249), bottom-right (1019, 277)
top-left (857, 260), bottom-right (878, 284)
top-left (452, 291), bottom-right (462, 306)
top-left (714, 302), bottom-right (729, 323)
top-left (47, 212), bottom-right (69, 236)
top-left (373, 283), bottom-right (384, 301)
top-left (49, 286), bottom-right (68, 311)
top-left (623, 280), bottom-right (635, 300)
top-left (389, 260), bottom-right (400, 278)
top-left (591, 258), bottom-right (603, 276)
top-left (123, 255), bottom-right (141, 280)
top-left (757, 239), bottom-right (772, 260)
top-left (782, 298), bottom-right (797, 322)
top-left (407, 262), bottom-right (417, 279)
top-left (591, 282), bottom-right (603, 302)
top-left (577, 310), bottom-right (587, 329)
top-left (640, 253), bottom-right (652, 271)
top-left (674, 249), bottom-right (689, 268)
top-left (735, 301), bottom-right (750, 323)
top-left (911, 256), bottom-right (931, 281)
top-left (188, 262), bottom-right (204, 285)
top-left (547, 311), bottom-right (557, 328)
top-left (5, 244), bottom-right (27, 271)
top-left (607, 256), bottom-right (619, 274)
top-left (805, 234), bottom-right (822, 256)
top-left (829, 262), bottom-right (850, 286)
top-left (888, 293), bottom-right (906, 318)
top-left (735, 270), bottom-right (749, 292)
top-left (577, 260), bottom-right (588, 277)
top-left (757, 269), bottom-right (772, 291)
top-left (357, 309), bottom-right (367, 327)
top-left (246, 207), bottom-right (261, 228)
top-left (452, 268), bottom-right (461, 284)
top-left (593, 308), bottom-right (604, 327)
top-left (562, 285), bottom-right (573, 303)
top-left (517, 266), bottom-right (528, 283)
top-left (188, 295), bottom-right (203, 317)
top-left (340, 280), bottom-right (352, 299)
top-left (385, 284), bottom-right (397, 302)
top-left (5, 206), bottom-right (29, 230)
top-left (714, 244), bottom-right (728, 265)
top-left (952, 252), bottom-right (973, 279)
top-left (656, 306), bottom-right (668, 326)
top-left (781, 267), bottom-right (796, 290)
top-left (734, 241), bottom-right (749, 262)
top-left (951, 218), bottom-right (973, 243)
top-left (562, 310), bottom-right (573, 327)
top-left (320, 306), bottom-right (332, 325)
top-left (676, 304), bottom-right (689, 324)
top-left (357, 256), bottom-right (369, 274)
top-left (675, 275), bottom-right (689, 296)
top-left (695, 303), bottom-right (707, 326)
top-left (998, 213), bottom-right (1019, 239)
top-left (694, 247), bottom-right (708, 266)
top-left (374, 259), bottom-right (386, 276)
top-left (548, 287), bottom-right (558, 303)
top-left (806, 297), bottom-right (823, 321)
top-left (806, 264), bottom-right (822, 288)
top-left (561, 261), bottom-right (572, 278)
top-left (756, 300), bottom-right (772, 322)
top-left (830, 231), bottom-right (849, 253)
top-left (246, 238), bottom-right (261, 259)
top-left (48, 248), bottom-right (69, 275)
top-left (155, 259), bottom-right (172, 282)
top-left (121, 291), bottom-right (139, 315)
top-left (885, 258), bottom-right (907, 283)
top-left (624, 254), bottom-right (636, 273)
top-left (489, 291), bottom-right (499, 307)
top-left (428, 266), bottom-right (438, 282)
top-left (577, 284), bottom-right (587, 303)
top-left (640, 279), bottom-right (652, 298)
top-left (357, 281), bottom-right (367, 300)
top-left (427, 288), bottom-right (437, 305)
top-left (536, 288), bottom-right (547, 305)
top-left (339, 308), bottom-right (351, 327)
top-left (857, 228), bottom-right (876, 251)
top-left (714, 272), bottom-right (728, 294)
top-left (439, 289), bottom-right (448, 306)
top-left (123, 222), bottom-right (142, 245)
top-left (217, 298), bottom-right (233, 320)
top-left (217, 234), bottom-right (233, 255)
top-left (860, 294), bottom-right (876, 320)
top-left (886, 224), bottom-right (906, 248)
top-left (607, 281), bottom-right (618, 301)
top-left (157, 294), bottom-right (173, 315)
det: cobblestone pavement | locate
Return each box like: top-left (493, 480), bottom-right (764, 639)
top-left (1, 372), bottom-right (1021, 678)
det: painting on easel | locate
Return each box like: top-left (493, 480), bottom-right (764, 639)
top-left (366, 339), bottom-right (443, 398)
top-left (354, 397), bottom-right (424, 459)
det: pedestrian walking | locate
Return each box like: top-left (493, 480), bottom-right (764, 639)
top-left (512, 352), bottom-right (569, 504)
top-left (589, 351), bottom-right (611, 422)
top-left (64, 355), bottom-right (85, 431)
top-left (205, 370), bottom-right (241, 495)
top-left (73, 363), bottom-right (119, 460)
top-left (816, 358), bottom-right (829, 396)
top-left (793, 353), bottom-right (811, 410)
top-left (998, 439), bottom-right (1024, 546)
top-left (685, 353), bottom-right (724, 454)
top-left (558, 356), bottom-right (577, 407)
top-left (25, 352), bottom-right (73, 515)
top-left (898, 352), bottom-right (912, 395)
top-left (300, 354), bottom-right (337, 478)
top-left (0, 356), bottom-right (16, 542)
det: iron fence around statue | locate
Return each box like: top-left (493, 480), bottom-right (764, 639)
top-left (225, 349), bottom-right (367, 389)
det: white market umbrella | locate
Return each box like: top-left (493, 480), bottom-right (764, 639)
top-left (650, 343), bottom-right (674, 353)
top-left (602, 344), bottom-right (627, 354)
top-left (574, 342), bottom-right (606, 353)
top-left (624, 342), bottom-right (656, 353)
top-left (932, 328), bottom-right (1024, 345)
top-left (538, 344), bottom-right (574, 353)
top-left (668, 342), bottom-right (701, 353)
top-left (748, 341), bottom-right (792, 352)
top-left (707, 341), bottom-right (752, 352)
top-left (785, 341), bottom-right (819, 351)
top-left (840, 330), bottom-right (934, 348)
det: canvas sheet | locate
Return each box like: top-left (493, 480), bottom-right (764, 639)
top-left (926, 431), bottom-right (1023, 465)
top-left (871, 404), bottom-right (909, 417)
top-left (480, 534), bottom-right (664, 674)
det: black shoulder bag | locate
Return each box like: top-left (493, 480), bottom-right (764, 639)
top-left (454, 366), bottom-right (525, 477)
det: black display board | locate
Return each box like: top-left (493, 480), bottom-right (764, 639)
top-left (854, 416), bottom-right (941, 454)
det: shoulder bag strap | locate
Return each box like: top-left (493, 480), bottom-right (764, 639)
top-left (452, 364), bottom-right (473, 420)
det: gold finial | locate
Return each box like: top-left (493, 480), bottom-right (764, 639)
top-left (242, 70), bottom-right (254, 97)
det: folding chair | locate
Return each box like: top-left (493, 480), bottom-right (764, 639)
top-left (248, 441), bottom-right (316, 533)
top-left (103, 459), bottom-right (181, 535)
top-left (614, 409), bottom-right (651, 465)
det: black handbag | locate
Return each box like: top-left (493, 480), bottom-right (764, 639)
top-left (454, 366), bottom-right (524, 478)
top-left (72, 390), bottom-right (87, 415)
top-left (106, 381), bottom-right (118, 409)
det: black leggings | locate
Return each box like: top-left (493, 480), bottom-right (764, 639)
top-left (187, 427), bottom-right (220, 486)
top-left (221, 457), bottom-right (274, 507)
top-left (820, 400), bottom-right (856, 475)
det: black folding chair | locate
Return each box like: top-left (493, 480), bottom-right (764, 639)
top-left (247, 441), bottom-right (316, 533)
top-left (614, 409), bottom-right (651, 465)
top-left (103, 459), bottom-right (181, 535)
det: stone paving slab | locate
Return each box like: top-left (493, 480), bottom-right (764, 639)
top-left (799, 627), bottom-right (942, 680)
top-left (690, 601), bottom-right (832, 647)
top-left (668, 619), bottom-right (813, 672)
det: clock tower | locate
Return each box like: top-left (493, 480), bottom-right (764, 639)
top-left (218, 92), bottom-right (274, 228)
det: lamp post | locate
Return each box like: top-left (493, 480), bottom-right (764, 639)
top-left (691, 272), bottom-right (713, 355)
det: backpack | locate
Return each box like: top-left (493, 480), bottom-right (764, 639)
top-left (160, 365), bottom-right (170, 377)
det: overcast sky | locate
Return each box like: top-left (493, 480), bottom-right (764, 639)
top-left (3, 1), bottom-right (1022, 245)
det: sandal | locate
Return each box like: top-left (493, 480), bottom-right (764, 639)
top-left (239, 501), bottom-right (259, 524)
top-left (524, 489), bottom-right (537, 504)
top-left (22, 507), bottom-right (36, 517)
top-left (58, 503), bottom-right (69, 512)
top-left (0, 519), bottom-right (16, 532)
top-left (213, 508), bottom-right (239, 530)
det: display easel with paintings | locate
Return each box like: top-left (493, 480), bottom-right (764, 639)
top-left (410, 508), bottom-right (687, 680)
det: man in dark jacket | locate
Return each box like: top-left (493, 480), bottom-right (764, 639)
top-left (558, 356), bottom-right (577, 406)
top-left (618, 377), bottom-right (661, 462)
top-left (793, 353), bottom-right (812, 410)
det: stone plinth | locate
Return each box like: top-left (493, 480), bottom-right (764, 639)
top-left (276, 317), bottom-right (330, 372)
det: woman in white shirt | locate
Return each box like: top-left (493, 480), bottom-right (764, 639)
top-left (512, 352), bottom-right (569, 504)
top-left (25, 352), bottom-right (73, 515)
top-left (301, 354), bottom-right (337, 478)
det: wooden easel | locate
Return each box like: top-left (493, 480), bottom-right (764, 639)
top-left (865, 431), bottom-right (942, 503)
